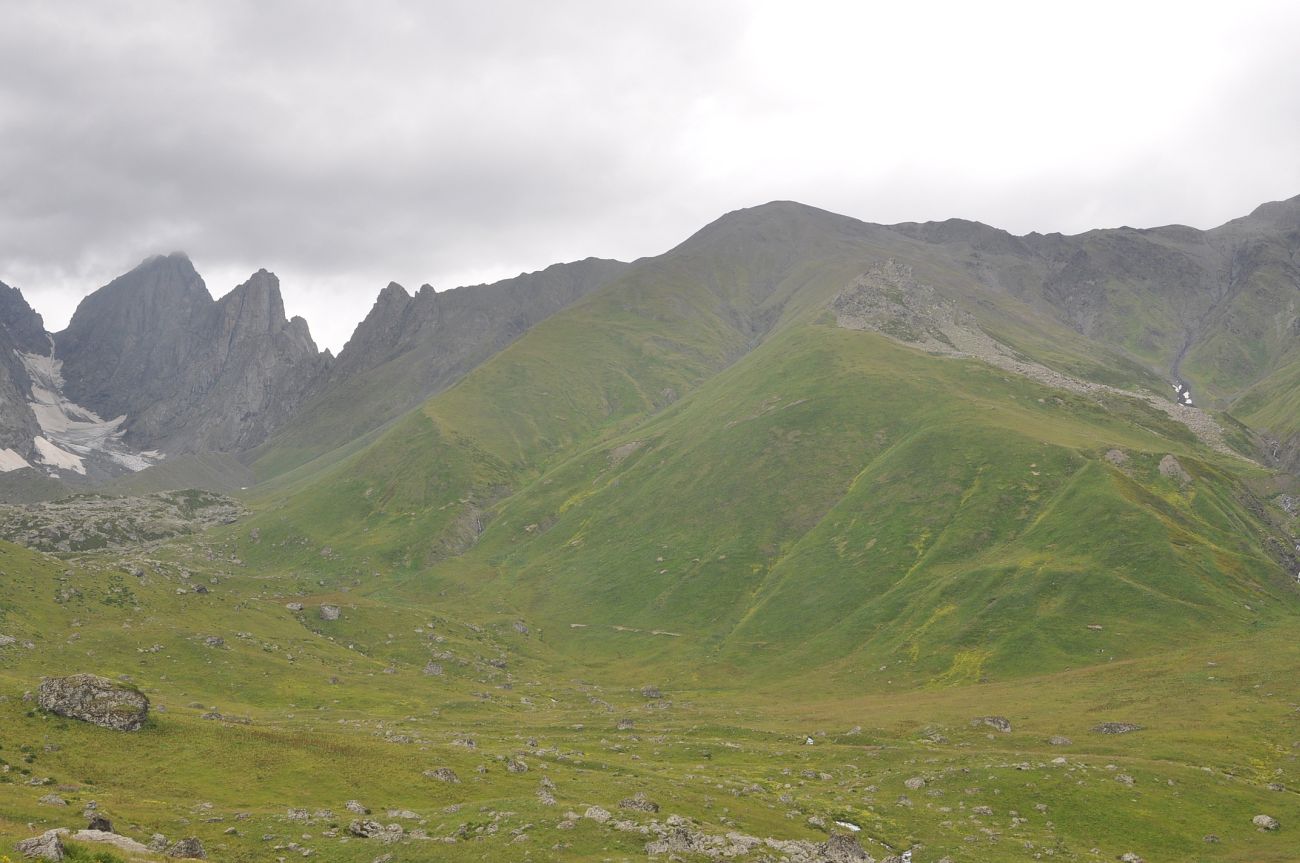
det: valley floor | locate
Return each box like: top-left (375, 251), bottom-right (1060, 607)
top-left (1, 539), bottom-right (1298, 863)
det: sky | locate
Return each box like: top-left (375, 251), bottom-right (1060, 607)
top-left (2, 0), bottom-right (1298, 352)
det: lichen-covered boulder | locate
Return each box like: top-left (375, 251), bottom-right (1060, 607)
top-left (37, 674), bottom-right (149, 731)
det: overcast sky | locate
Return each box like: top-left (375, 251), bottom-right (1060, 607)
top-left (2, 0), bottom-right (1298, 352)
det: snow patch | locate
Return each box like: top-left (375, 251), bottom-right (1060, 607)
top-left (15, 347), bottom-right (161, 476)
top-left (33, 435), bottom-right (85, 474)
top-left (0, 448), bottom-right (31, 472)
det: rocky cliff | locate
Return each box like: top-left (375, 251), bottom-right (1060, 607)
top-left (0, 281), bottom-right (46, 463)
top-left (55, 254), bottom-right (332, 454)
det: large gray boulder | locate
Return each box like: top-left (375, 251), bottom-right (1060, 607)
top-left (37, 674), bottom-right (149, 731)
top-left (15, 828), bottom-right (66, 860)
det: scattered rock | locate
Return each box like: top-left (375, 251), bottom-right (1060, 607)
top-left (201, 635), bottom-right (224, 648)
top-left (423, 661), bottom-right (444, 677)
top-left (512, 621), bottom-right (529, 634)
top-left (1093, 722), bottom-right (1143, 735)
top-left (319, 605), bottom-right (341, 621)
top-left (285, 602), bottom-right (304, 612)
top-left (904, 776), bottom-right (926, 790)
top-left (1104, 449), bottom-right (1129, 465)
top-left (507, 758), bottom-right (528, 773)
top-left (1119, 854), bottom-right (1144, 863)
top-left (641, 685), bottom-right (662, 699)
top-left (38, 793), bottom-right (67, 806)
top-left (348, 820), bottom-right (384, 838)
top-left (346, 800), bottom-right (369, 814)
top-left (86, 815), bottom-right (112, 832)
top-left (1116, 774), bottom-right (1136, 786)
top-left (16, 828), bottom-right (66, 861)
top-left (584, 806), bottom-right (612, 823)
top-left (617, 718), bottom-right (635, 731)
top-left (1253, 814), bottom-right (1280, 831)
top-left (1048, 735), bottom-right (1072, 746)
top-left (37, 674), bottom-right (149, 731)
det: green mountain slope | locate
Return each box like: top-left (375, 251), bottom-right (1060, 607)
top-left (233, 202), bottom-right (1297, 691)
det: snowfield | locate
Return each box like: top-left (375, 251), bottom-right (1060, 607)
top-left (16, 348), bottom-right (161, 476)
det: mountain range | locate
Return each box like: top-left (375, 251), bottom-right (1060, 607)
top-left (1, 195), bottom-right (1299, 862)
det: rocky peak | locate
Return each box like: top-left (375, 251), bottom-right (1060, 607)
top-left (0, 280), bottom-right (48, 354)
top-left (53, 256), bottom-right (331, 454)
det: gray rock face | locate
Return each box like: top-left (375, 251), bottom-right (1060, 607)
top-left (0, 280), bottom-right (46, 460)
top-left (37, 673), bottom-right (149, 731)
top-left (54, 254), bottom-right (331, 454)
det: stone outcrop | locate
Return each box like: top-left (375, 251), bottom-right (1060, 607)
top-left (37, 673), bottom-right (149, 731)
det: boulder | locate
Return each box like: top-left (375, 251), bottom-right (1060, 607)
top-left (348, 820), bottom-right (384, 838)
top-left (1253, 814), bottom-right (1280, 831)
top-left (165, 836), bottom-right (206, 858)
top-left (37, 674), bottom-right (149, 731)
top-left (619, 792), bottom-right (659, 813)
top-left (972, 716), bottom-right (1012, 733)
top-left (822, 831), bottom-right (870, 861)
top-left (1158, 454), bottom-right (1191, 484)
top-left (16, 828), bottom-right (66, 861)
top-left (72, 831), bottom-right (151, 856)
top-left (1093, 722), bottom-right (1143, 735)
top-left (423, 767), bottom-right (459, 783)
top-left (320, 604), bottom-right (341, 621)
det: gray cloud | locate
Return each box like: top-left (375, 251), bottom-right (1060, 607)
top-left (2, 0), bottom-right (1298, 350)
